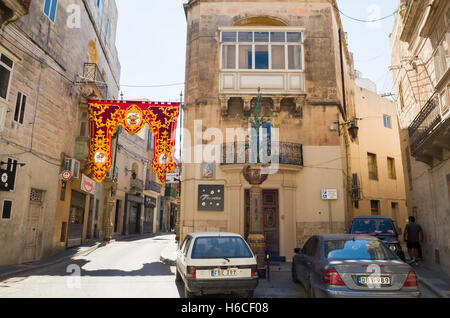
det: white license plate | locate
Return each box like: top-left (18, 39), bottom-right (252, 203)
top-left (196, 268), bottom-right (252, 279)
top-left (358, 276), bottom-right (391, 286)
top-left (211, 268), bottom-right (238, 278)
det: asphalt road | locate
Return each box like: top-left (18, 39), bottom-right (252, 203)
top-left (0, 234), bottom-right (183, 298)
top-left (0, 234), bottom-right (436, 298)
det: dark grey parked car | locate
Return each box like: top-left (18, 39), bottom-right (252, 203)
top-left (292, 234), bottom-right (420, 298)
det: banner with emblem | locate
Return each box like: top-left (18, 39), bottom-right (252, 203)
top-left (88, 100), bottom-right (180, 184)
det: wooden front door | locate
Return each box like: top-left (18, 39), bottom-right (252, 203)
top-left (263, 190), bottom-right (279, 254)
top-left (23, 202), bottom-right (41, 263)
top-left (245, 190), bottom-right (280, 255)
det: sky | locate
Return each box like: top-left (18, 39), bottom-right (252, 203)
top-left (115, 0), bottom-right (399, 102)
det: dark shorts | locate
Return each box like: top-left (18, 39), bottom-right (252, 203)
top-left (407, 242), bottom-right (421, 249)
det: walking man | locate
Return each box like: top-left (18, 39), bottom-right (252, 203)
top-left (403, 216), bottom-right (424, 265)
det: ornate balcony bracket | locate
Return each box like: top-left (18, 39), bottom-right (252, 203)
top-left (219, 95), bottom-right (229, 116)
top-left (272, 97), bottom-right (282, 113)
top-left (295, 95), bottom-right (306, 114)
top-left (243, 96), bottom-right (253, 113)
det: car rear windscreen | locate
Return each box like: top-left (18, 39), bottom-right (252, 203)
top-left (325, 240), bottom-right (397, 260)
top-left (191, 237), bottom-right (254, 259)
top-left (351, 219), bottom-right (396, 235)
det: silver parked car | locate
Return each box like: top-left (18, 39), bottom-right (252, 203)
top-left (292, 234), bottom-right (421, 298)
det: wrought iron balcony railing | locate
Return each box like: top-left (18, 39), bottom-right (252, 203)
top-left (165, 184), bottom-right (178, 198)
top-left (130, 178), bottom-right (144, 193)
top-left (145, 180), bottom-right (162, 193)
top-left (408, 93), bottom-right (442, 154)
top-left (82, 63), bottom-right (108, 98)
top-left (221, 142), bottom-right (303, 166)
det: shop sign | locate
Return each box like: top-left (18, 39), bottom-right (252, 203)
top-left (145, 196), bottom-right (157, 208)
top-left (198, 185), bottom-right (224, 211)
top-left (81, 174), bottom-right (96, 194)
top-left (0, 169), bottom-right (14, 191)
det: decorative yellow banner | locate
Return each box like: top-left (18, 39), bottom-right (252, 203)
top-left (88, 100), bottom-right (180, 184)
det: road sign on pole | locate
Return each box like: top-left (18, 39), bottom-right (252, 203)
top-left (322, 189), bottom-right (338, 200)
top-left (166, 172), bottom-right (180, 184)
top-left (322, 189), bottom-right (338, 233)
top-left (61, 170), bottom-right (72, 181)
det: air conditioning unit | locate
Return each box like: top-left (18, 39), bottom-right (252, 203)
top-left (63, 158), bottom-right (80, 179)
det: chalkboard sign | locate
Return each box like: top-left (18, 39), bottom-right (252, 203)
top-left (198, 185), bottom-right (224, 211)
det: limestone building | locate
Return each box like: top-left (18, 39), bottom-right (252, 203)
top-left (180, 0), bottom-right (359, 261)
top-left (350, 82), bottom-right (409, 233)
top-left (0, 0), bottom-right (121, 265)
top-left (390, 0), bottom-right (450, 273)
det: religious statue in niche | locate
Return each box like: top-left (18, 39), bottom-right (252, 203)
top-left (201, 162), bottom-right (214, 179)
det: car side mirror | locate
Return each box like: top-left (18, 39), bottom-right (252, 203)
top-left (294, 248), bottom-right (302, 254)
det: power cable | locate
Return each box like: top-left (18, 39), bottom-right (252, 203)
top-left (121, 82), bottom-right (185, 88)
top-left (330, 1), bottom-right (397, 23)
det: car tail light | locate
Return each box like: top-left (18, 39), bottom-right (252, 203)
top-left (322, 267), bottom-right (346, 286)
top-left (403, 269), bottom-right (418, 287)
top-left (187, 266), bottom-right (196, 278)
top-left (251, 265), bottom-right (258, 277)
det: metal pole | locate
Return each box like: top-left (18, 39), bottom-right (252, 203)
top-left (329, 200), bottom-right (333, 233)
top-left (176, 92), bottom-right (183, 244)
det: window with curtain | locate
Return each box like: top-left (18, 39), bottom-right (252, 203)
top-left (221, 29), bottom-right (304, 71)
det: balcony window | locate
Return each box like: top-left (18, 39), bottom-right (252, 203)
top-left (220, 29), bottom-right (304, 71)
top-left (387, 157), bottom-right (397, 179)
top-left (255, 45), bottom-right (269, 69)
top-left (440, 89), bottom-right (449, 115)
top-left (0, 54), bottom-right (13, 100)
top-left (368, 153), bottom-right (378, 180)
top-left (239, 45), bottom-right (252, 69)
top-left (432, 12), bottom-right (450, 84)
top-left (383, 114), bottom-right (392, 129)
top-left (222, 45), bottom-right (236, 69)
top-left (288, 45), bottom-right (303, 70)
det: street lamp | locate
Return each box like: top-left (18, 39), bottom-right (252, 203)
top-left (333, 119), bottom-right (361, 140)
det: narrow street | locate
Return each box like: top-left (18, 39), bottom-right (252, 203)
top-left (0, 235), bottom-right (181, 298)
top-left (0, 235), bottom-right (437, 298)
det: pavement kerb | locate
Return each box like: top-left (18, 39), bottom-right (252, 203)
top-left (160, 243), bottom-right (178, 267)
top-left (418, 276), bottom-right (448, 298)
top-left (0, 242), bottom-right (103, 282)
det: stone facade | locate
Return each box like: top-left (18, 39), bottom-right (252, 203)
top-left (0, 0), bottom-right (121, 266)
top-left (181, 0), bottom-right (357, 261)
top-left (350, 86), bottom-right (409, 233)
top-left (390, 0), bottom-right (450, 273)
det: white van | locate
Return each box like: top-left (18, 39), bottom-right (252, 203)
top-left (175, 232), bottom-right (259, 298)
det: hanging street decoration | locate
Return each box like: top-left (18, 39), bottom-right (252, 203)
top-left (87, 100), bottom-right (180, 184)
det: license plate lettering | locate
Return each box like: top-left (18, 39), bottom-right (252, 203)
top-left (358, 276), bottom-right (391, 286)
top-left (211, 268), bottom-right (238, 277)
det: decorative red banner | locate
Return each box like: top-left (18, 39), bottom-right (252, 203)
top-left (87, 100), bottom-right (180, 184)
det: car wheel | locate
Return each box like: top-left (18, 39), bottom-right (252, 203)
top-left (292, 263), bottom-right (299, 283)
top-left (175, 268), bottom-right (182, 282)
top-left (184, 285), bottom-right (195, 298)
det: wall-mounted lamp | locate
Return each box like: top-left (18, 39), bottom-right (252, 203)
top-left (333, 119), bottom-right (361, 140)
top-left (0, 161), bottom-right (26, 168)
